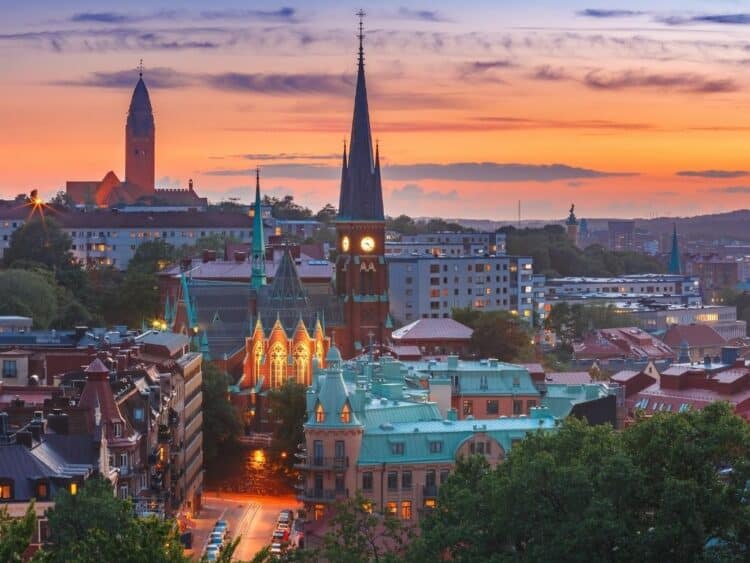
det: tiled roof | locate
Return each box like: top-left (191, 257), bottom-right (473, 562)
top-left (391, 318), bottom-right (473, 341)
top-left (662, 324), bottom-right (726, 348)
top-left (545, 372), bottom-right (593, 385)
top-left (610, 370), bottom-right (640, 383)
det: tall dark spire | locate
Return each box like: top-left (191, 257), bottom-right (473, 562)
top-left (251, 167), bottom-right (267, 289)
top-left (668, 223), bottom-right (682, 275)
top-left (337, 10), bottom-right (384, 221)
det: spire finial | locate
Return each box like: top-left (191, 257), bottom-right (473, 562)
top-left (256, 166), bottom-right (260, 191)
top-left (356, 9), bottom-right (366, 68)
top-left (138, 58), bottom-right (143, 78)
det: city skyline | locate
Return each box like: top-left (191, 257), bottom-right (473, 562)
top-left (4, 1), bottom-right (750, 219)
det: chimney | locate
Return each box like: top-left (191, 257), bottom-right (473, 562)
top-left (116, 354), bottom-right (128, 372)
top-left (704, 355), bottom-right (711, 368)
top-left (0, 412), bottom-right (8, 436)
top-left (47, 412), bottom-right (69, 435)
top-left (16, 430), bottom-right (32, 448)
top-left (201, 250), bottom-right (216, 263)
top-left (29, 420), bottom-right (44, 441)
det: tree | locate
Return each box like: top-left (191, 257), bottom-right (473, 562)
top-left (41, 476), bottom-right (188, 563)
top-left (266, 195), bottom-right (313, 220)
top-left (413, 403), bottom-right (750, 562)
top-left (0, 269), bottom-right (60, 328)
top-left (0, 502), bottom-right (36, 562)
top-left (267, 379), bottom-right (307, 467)
top-left (48, 190), bottom-right (73, 209)
top-left (128, 240), bottom-right (177, 273)
top-left (3, 217), bottom-right (73, 272)
top-left (201, 361), bottom-right (243, 462)
top-left (315, 204), bottom-right (338, 224)
top-left (313, 491), bottom-right (412, 563)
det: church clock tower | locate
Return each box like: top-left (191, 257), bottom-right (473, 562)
top-left (335, 12), bottom-right (391, 358)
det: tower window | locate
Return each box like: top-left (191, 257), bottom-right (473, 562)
top-left (315, 403), bottom-right (325, 423)
top-left (340, 403), bottom-right (351, 424)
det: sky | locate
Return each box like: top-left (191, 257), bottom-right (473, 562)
top-left (4, 1), bottom-right (750, 220)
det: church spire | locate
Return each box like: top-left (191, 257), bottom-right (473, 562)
top-left (337, 10), bottom-right (384, 221)
top-left (251, 168), bottom-right (267, 289)
top-left (125, 63), bottom-right (155, 192)
top-left (668, 223), bottom-right (682, 275)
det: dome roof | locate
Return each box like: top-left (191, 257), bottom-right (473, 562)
top-left (326, 345), bottom-right (342, 363)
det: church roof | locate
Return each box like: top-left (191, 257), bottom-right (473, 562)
top-left (267, 249), bottom-right (307, 304)
top-left (337, 17), bottom-right (384, 222)
top-left (127, 76), bottom-right (154, 137)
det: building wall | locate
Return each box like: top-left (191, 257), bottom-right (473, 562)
top-left (177, 353), bottom-right (203, 515)
top-left (452, 394), bottom-right (540, 419)
top-left (388, 255), bottom-right (534, 324)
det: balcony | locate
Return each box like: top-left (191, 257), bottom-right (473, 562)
top-left (298, 488), bottom-right (349, 503)
top-left (423, 484), bottom-right (438, 499)
top-left (294, 456), bottom-right (349, 471)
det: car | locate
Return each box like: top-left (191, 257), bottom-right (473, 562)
top-left (205, 546), bottom-right (220, 561)
top-left (215, 519), bottom-right (228, 528)
top-left (270, 542), bottom-right (283, 555)
top-left (276, 521), bottom-right (289, 531)
top-left (272, 530), bottom-right (285, 542)
top-left (208, 533), bottom-right (223, 547)
top-left (212, 525), bottom-right (228, 540)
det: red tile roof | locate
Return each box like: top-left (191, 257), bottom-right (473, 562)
top-left (662, 324), bottom-right (726, 348)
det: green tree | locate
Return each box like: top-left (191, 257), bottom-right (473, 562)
top-left (3, 217), bottom-right (73, 272)
top-left (0, 269), bottom-right (60, 328)
top-left (413, 403), bottom-right (750, 563)
top-left (266, 195), bottom-right (313, 220)
top-left (0, 502), bottom-right (36, 562)
top-left (128, 240), bottom-right (177, 273)
top-left (202, 361), bottom-right (243, 462)
top-left (315, 203), bottom-right (338, 224)
top-left (267, 379), bottom-right (307, 467)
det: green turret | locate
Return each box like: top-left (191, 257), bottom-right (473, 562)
top-left (251, 168), bottom-right (267, 289)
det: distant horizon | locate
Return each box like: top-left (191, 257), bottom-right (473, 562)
top-left (5, 1), bottom-right (750, 219)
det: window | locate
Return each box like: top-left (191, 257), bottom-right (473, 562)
top-left (0, 482), bottom-right (12, 499)
top-left (401, 471), bottom-right (412, 490)
top-left (426, 469), bottom-right (436, 487)
top-left (270, 343), bottom-right (286, 388)
top-left (486, 400), bottom-right (499, 415)
top-left (424, 498), bottom-right (436, 509)
top-left (401, 500), bottom-right (412, 520)
top-left (133, 408), bottom-right (144, 421)
top-left (462, 400), bottom-right (473, 416)
top-left (513, 400), bottom-right (523, 415)
top-left (362, 472), bottom-right (373, 491)
top-left (391, 442), bottom-right (405, 455)
top-left (527, 400), bottom-right (537, 412)
top-left (440, 469), bottom-right (450, 484)
top-left (113, 422), bottom-right (122, 438)
top-left (387, 472), bottom-right (398, 491)
top-left (386, 501), bottom-right (398, 516)
top-left (429, 441), bottom-right (443, 454)
top-left (118, 484), bottom-right (128, 500)
top-left (335, 475), bottom-right (345, 493)
top-left (335, 440), bottom-right (345, 462)
top-left (119, 453), bottom-right (128, 468)
top-left (315, 403), bottom-right (325, 423)
top-left (2, 360), bottom-right (17, 378)
top-left (313, 440), bottom-right (324, 465)
top-left (340, 403), bottom-right (351, 424)
top-left (36, 481), bottom-right (48, 500)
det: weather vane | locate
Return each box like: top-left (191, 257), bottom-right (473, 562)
top-left (138, 59), bottom-right (144, 78)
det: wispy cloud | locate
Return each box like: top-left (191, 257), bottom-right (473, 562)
top-left (240, 152), bottom-right (340, 161)
top-left (577, 9), bottom-right (646, 19)
top-left (584, 69), bottom-right (738, 94)
top-left (396, 7), bottom-right (449, 23)
top-left (529, 65), bottom-right (569, 81)
top-left (391, 184), bottom-right (458, 201)
top-left (205, 161), bottom-right (635, 183)
top-left (659, 13), bottom-right (750, 26)
top-left (475, 116), bottom-right (652, 131)
top-left (708, 186), bottom-right (750, 194)
top-left (53, 67), bottom-right (194, 89)
top-left (198, 8), bottom-right (298, 22)
top-left (677, 170), bottom-right (749, 178)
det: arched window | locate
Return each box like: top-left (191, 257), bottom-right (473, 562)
top-left (315, 339), bottom-right (324, 365)
top-left (340, 403), bottom-right (351, 424)
top-left (315, 403), bottom-right (325, 423)
top-left (294, 344), bottom-right (309, 386)
top-left (270, 344), bottom-right (286, 389)
top-left (253, 342), bottom-right (263, 382)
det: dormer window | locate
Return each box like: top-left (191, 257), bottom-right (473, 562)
top-left (315, 404), bottom-right (325, 423)
top-left (113, 422), bottom-right (122, 438)
top-left (0, 480), bottom-right (13, 500)
top-left (340, 403), bottom-right (351, 424)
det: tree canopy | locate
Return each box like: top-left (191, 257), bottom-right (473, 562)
top-left (452, 308), bottom-right (534, 362)
top-left (201, 361), bottom-right (243, 462)
top-left (267, 379), bottom-right (307, 468)
top-left (544, 302), bottom-right (639, 349)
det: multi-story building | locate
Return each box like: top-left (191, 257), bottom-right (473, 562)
top-left (388, 255), bottom-right (534, 323)
top-left (386, 232), bottom-right (506, 258)
top-left (685, 254), bottom-right (750, 301)
top-left (545, 274), bottom-right (702, 307)
top-left (622, 304), bottom-right (745, 341)
top-left (608, 220), bottom-right (635, 251)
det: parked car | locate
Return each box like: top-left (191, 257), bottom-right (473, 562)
top-left (208, 532), bottom-right (224, 547)
top-left (270, 542), bottom-right (283, 555)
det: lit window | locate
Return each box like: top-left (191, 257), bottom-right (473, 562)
top-left (340, 403), bottom-right (351, 424)
top-left (36, 482), bottom-right (48, 499)
top-left (401, 500), bottom-right (412, 520)
top-left (386, 501), bottom-right (398, 516)
top-left (0, 482), bottom-right (12, 499)
top-left (315, 403), bottom-right (325, 423)
top-left (70, 482), bottom-right (77, 496)
top-left (113, 422), bottom-right (122, 438)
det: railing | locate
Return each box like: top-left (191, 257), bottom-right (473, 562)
top-left (294, 456), bottom-right (349, 471)
top-left (298, 488), bottom-right (349, 503)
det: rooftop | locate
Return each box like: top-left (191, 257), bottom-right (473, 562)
top-left (391, 318), bottom-right (473, 341)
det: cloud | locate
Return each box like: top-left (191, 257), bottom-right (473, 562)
top-left (203, 72), bottom-right (352, 95)
top-left (391, 184), bottom-right (458, 201)
top-left (463, 60), bottom-right (515, 73)
top-left (577, 9), bottom-right (645, 18)
top-left (677, 170), bottom-right (749, 178)
top-left (397, 7), bottom-right (449, 22)
top-left (240, 152), bottom-right (341, 161)
top-left (198, 8), bottom-right (298, 22)
top-left (708, 186), bottom-right (750, 194)
top-left (475, 116), bottom-right (652, 131)
top-left (53, 67), bottom-right (194, 89)
top-left (583, 69), bottom-right (739, 94)
top-left (71, 12), bottom-right (140, 24)
top-left (529, 65), bottom-right (569, 81)
top-left (205, 161), bottom-right (635, 183)
top-left (659, 14), bottom-right (750, 26)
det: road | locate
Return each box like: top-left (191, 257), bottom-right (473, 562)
top-left (193, 492), bottom-right (300, 561)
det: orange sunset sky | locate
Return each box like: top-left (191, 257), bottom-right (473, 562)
top-left (3, 1), bottom-right (750, 220)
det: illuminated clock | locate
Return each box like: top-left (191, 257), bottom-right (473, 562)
top-left (341, 236), bottom-right (350, 252)
top-left (360, 236), bottom-right (375, 253)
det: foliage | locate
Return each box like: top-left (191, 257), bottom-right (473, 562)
top-left (128, 239), bottom-right (177, 273)
top-left (264, 195), bottom-right (313, 220)
top-left (412, 403), bottom-right (750, 562)
top-left (40, 475), bottom-right (188, 563)
top-left (202, 361), bottom-right (243, 461)
top-left (312, 491), bottom-right (412, 563)
top-left (452, 308), bottom-right (533, 362)
top-left (0, 502), bottom-right (36, 562)
top-left (48, 191), bottom-right (73, 209)
top-left (0, 269), bottom-right (60, 328)
top-left (314, 204), bottom-right (338, 224)
top-left (719, 289), bottom-right (750, 336)
top-left (500, 224), bottom-right (664, 277)
top-left (544, 302), bottom-right (638, 348)
top-left (3, 217), bottom-right (73, 272)
top-left (267, 379), bottom-right (307, 467)
top-left (386, 214), bottom-right (469, 236)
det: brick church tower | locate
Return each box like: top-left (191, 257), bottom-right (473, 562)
top-left (335, 14), bottom-right (392, 358)
top-left (125, 65), bottom-right (155, 193)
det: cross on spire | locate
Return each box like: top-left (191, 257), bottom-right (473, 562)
top-left (138, 58), bottom-right (144, 78)
top-left (356, 9), bottom-right (366, 67)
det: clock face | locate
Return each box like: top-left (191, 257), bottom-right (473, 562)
top-left (341, 236), bottom-right (350, 252)
top-left (360, 236), bottom-right (375, 253)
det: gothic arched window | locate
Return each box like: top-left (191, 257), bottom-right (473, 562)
top-left (340, 402), bottom-right (351, 424)
top-left (253, 341), bottom-right (263, 382)
top-left (270, 343), bottom-right (286, 388)
top-left (294, 344), bottom-right (310, 386)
